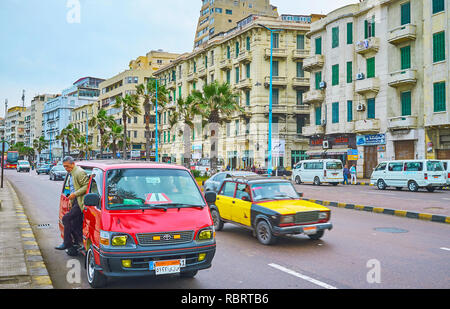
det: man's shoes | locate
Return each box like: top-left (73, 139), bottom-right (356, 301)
top-left (55, 243), bottom-right (69, 250)
top-left (65, 246), bottom-right (79, 257)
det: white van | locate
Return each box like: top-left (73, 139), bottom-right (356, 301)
top-left (440, 160), bottom-right (450, 187)
top-left (292, 159), bottom-right (344, 186)
top-left (370, 160), bottom-right (447, 192)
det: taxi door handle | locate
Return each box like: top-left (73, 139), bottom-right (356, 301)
top-left (232, 201), bottom-right (235, 204)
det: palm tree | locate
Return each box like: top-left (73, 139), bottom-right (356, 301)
top-left (88, 108), bottom-right (115, 158)
top-left (106, 123), bottom-right (124, 159)
top-left (136, 79), bottom-right (169, 161)
top-left (33, 136), bottom-right (50, 164)
top-left (113, 94), bottom-right (141, 160)
top-left (191, 81), bottom-right (241, 173)
top-left (168, 95), bottom-right (201, 168)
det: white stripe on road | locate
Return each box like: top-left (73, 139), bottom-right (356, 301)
top-left (440, 247), bottom-right (450, 252)
top-left (268, 263), bottom-right (337, 289)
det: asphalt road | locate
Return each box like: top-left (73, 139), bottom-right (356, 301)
top-left (5, 169), bottom-right (450, 289)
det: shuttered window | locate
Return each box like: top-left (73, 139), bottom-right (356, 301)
top-left (235, 42), bottom-right (240, 57)
top-left (332, 64), bottom-right (339, 86)
top-left (315, 37), bottom-right (322, 55)
top-left (315, 71), bottom-right (322, 90)
top-left (347, 61), bottom-right (353, 83)
top-left (272, 88), bottom-right (279, 105)
top-left (296, 90), bottom-right (304, 105)
top-left (433, 31), bottom-right (446, 63)
top-left (347, 100), bottom-right (353, 122)
top-left (401, 2), bottom-right (411, 25)
top-left (296, 62), bottom-right (304, 78)
top-left (347, 22), bottom-right (353, 44)
top-left (432, 0), bottom-right (445, 14)
top-left (246, 63), bottom-right (251, 78)
top-left (332, 27), bottom-right (339, 48)
top-left (245, 90), bottom-right (250, 106)
top-left (235, 67), bottom-right (239, 83)
top-left (227, 46), bottom-right (231, 59)
top-left (367, 57), bottom-right (375, 78)
top-left (434, 82), bottom-right (446, 112)
top-left (367, 98), bottom-right (376, 119)
top-left (297, 35), bottom-right (305, 50)
top-left (364, 17), bottom-right (376, 39)
top-left (400, 46), bottom-right (411, 70)
top-left (332, 102), bottom-right (339, 123)
top-left (272, 61), bottom-right (279, 76)
top-left (246, 36), bottom-right (251, 51)
top-left (401, 91), bottom-right (412, 116)
top-left (315, 106), bottom-right (322, 125)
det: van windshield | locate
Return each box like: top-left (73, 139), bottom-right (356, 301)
top-left (427, 161), bottom-right (444, 172)
top-left (326, 162), bottom-right (342, 170)
top-left (106, 168), bottom-right (205, 209)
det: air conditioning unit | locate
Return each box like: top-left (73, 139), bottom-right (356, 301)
top-left (356, 104), bottom-right (366, 111)
top-left (356, 73), bottom-right (365, 80)
top-left (323, 140), bottom-right (330, 149)
top-left (319, 81), bottom-right (327, 89)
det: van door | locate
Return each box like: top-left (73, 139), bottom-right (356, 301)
top-left (404, 161), bottom-right (423, 187)
top-left (216, 181), bottom-right (237, 221)
top-left (386, 162), bottom-right (403, 187)
top-left (83, 168), bottom-right (103, 249)
top-left (426, 161), bottom-right (446, 185)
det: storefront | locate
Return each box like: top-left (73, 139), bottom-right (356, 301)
top-left (307, 134), bottom-right (357, 165)
top-left (356, 134), bottom-right (386, 179)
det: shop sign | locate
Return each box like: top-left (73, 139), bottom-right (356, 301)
top-left (347, 149), bottom-right (358, 161)
top-left (356, 134), bottom-right (386, 146)
top-left (272, 139), bottom-right (285, 157)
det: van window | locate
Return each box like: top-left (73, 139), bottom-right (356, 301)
top-left (375, 163), bottom-right (387, 171)
top-left (404, 162), bottom-right (423, 171)
top-left (326, 162), bottom-right (342, 169)
top-left (305, 162), bottom-right (323, 169)
top-left (388, 162), bottom-right (403, 172)
top-left (443, 162), bottom-right (448, 170)
top-left (220, 182), bottom-right (236, 197)
top-left (427, 161), bottom-right (444, 171)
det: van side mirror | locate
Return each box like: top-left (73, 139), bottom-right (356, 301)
top-left (84, 193), bottom-right (100, 207)
top-left (204, 191), bottom-right (217, 204)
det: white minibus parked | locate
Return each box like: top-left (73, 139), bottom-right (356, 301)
top-left (292, 159), bottom-right (344, 186)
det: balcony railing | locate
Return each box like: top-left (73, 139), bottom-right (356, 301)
top-left (388, 115), bottom-right (418, 130)
top-left (237, 50), bottom-right (252, 63)
top-left (302, 125), bottom-right (325, 136)
top-left (388, 69), bottom-right (417, 88)
top-left (388, 24), bottom-right (416, 45)
top-left (355, 37), bottom-right (380, 56)
top-left (219, 59), bottom-right (232, 71)
top-left (303, 55), bottom-right (325, 71)
top-left (264, 48), bottom-right (288, 59)
top-left (236, 78), bottom-right (253, 90)
top-left (303, 89), bottom-right (325, 104)
top-left (292, 77), bottom-right (309, 89)
top-left (292, 49), bottom-right (309, 60)
top-left (355, 77), bottom-right (380, 95)
top-left (264, 76), bottom-right (287, 88)
top-left (354, 119), bottom-right (380, 134)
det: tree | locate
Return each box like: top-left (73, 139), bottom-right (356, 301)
top-left (106, 123), bottom-right (124, 159)
top-left (32, 137), bottom-right (50, 163)
top-left (191, 81), bottom-right (241, 173)
top-left (88, 108), bottom-right (115, 158)
top-left (136, 79), bottom-right (169, 161)
top-left (113, 94), bottom-right (141, 160)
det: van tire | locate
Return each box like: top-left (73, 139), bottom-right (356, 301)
top-left (408, 181), bottom-right (419, 192)
top-left (377, 179), bottom-right (387, 190)
top-left (211, 209), bottom-right (224, 231)
top-left (314, 177), bottom-right (321, 186)
top-left (86, 247), bottom-right (107, 288)
top-left (426, 187), bottom-right (435, 193)
top-left (295, 176), bottom-right (301, 184)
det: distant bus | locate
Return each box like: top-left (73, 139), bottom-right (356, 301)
top-left (4, 151), bottom-right (19, 169)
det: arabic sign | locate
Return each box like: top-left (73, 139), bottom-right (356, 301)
top-left (272, 139), bottom-right (285, 157)
top-left (356, 134), bottom-right (386, 146)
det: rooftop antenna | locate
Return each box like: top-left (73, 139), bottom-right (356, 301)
top-left (21, 90), bottom-right (25, 108)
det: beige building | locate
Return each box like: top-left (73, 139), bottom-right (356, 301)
top-left (71, 102), bottom-right (96, 155)
top-left (5, 106), bottom-right (26, 145)
top-left (302, 0), bottom-right (449, 178)
top-left (194, 0), bottom-right (278, 49)
top-left (29, 94), bottom-right (58, 145)
top-left (96, 50), bottom-right (180, 157)
top-left (155, 14), bottom-right (317, 169)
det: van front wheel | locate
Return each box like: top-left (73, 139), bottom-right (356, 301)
top-left (377, 179), bottom-right (387, 190)
top-left (314, 177), bottom-right (321, 186)
top-left (86, 247), bottom-right (107, 288)
top-left (408, 181), bottom-right (419, 192)
top-left (295, 176), bottom-right (301, 184)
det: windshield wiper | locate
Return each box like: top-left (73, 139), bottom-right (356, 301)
top-left (272, 194), bottom-right (297, 200)
top-left (161, 203), bottom-right (205, 209)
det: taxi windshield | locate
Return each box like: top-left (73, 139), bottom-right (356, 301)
top-left (106, 168), bottom-right (205, 209)
top-left (251, 182), bottom-right (299, 201)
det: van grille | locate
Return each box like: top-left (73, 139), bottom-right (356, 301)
top-left (295, 211), bottom-right (319, 224)
top-left (136, 230), bottom-right (194, 246)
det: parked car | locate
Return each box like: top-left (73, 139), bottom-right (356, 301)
top-left (58, 161), bottom-right (216, 288)
top-left (203, 171), bottom-right (257, 193)
top-left (370, 160), bottom-right (446, 192)
top-left (16, 160), bottom-right (31, 172)
top-left (36, 164), bottom-right (52, 175)
top-left (209, 175), bottom-right (332, 245)
top-left (49, 165), bottom-right (68, 181)
top-left (271, 166), bottom-right (292, 177)
top-left (292, 159), bottom-right (344, 186)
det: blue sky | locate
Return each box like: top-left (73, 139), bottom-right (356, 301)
top-left (0, 0), bottom-right (357, 117)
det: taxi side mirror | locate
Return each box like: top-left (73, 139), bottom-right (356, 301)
top-left (84, 193), bottom-right (100, 207)
top-left (242, 194), bottom-right (251, 202)
top-left (204, 191), bottom-right (217, 204)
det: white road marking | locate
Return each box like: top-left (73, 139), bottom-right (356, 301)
top-left (442, 198), bottom-right (450, 201)
top-left (268, 263), bottom-right (337, 289)
top-left (440, 247), bottom-right (450, 252)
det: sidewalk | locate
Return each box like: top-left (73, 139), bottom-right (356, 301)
top-left (0, 180), bottom-right (53, 289)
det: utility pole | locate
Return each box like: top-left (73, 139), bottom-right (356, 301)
top-left (1, 99), bottom-right (8, 188)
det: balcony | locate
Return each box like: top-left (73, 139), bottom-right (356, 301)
top-left (236, 78), bottom-right (253, 90)
top-left (302, 125), bottom-right (325, 136)
top-left (303, 89), bottom-right (325, 104)
top-left (167, 80), bottom-right (176, 90)
top-left (186, 72), bottom-right (198, 83)
top-left (388, 116), bottom-right (418, 130)
top-left (219, 59), bottom-right (232, 71)
top-left (303, 55), bottom-right (325, 71)
top-left (388, 24), bottom-right (416, 45)
top-left (265, 104), bottom-right (288, 114)
top-left (355, 37), bottom-right (380, 56)
top-left (264, 76), bottom-right (288, 88)
top-left (264, 48), bottom-right (288, 59)
top-left (292, 49), bottom-right (309, 60)
top-left (292, 104), bottom-right (310, 114)
top-left (354, 119), bottom-right (380, 134)
top-left (328, 121), bottom-right (355, 134)
top-left (355, 77), bottom-right (380, 95)
top-left (292, 77), bottom-right (309, 89)
top-left (388, 69), bottom-right (417, 88)
top-left (197, 66), bottom-right (206, 78)
top-left (237, 50), bottom-right (252, 63)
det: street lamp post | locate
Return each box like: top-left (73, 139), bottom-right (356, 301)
top-left (259, 24), bottom-right (282, 177)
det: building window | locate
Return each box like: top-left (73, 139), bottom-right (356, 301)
top-left (315, 71), bottom-right (322, 90)
top-left (296, 116), bottom-right (305, 134)
top-left (246, 36), bottom-right (251, 51)
top-left (235, 42), bottom-right (240, 57)
top-left (246, 63), bottom-right (251, 78)
top-left (272, 61), bottom-right (279, 76)
top-left (315, 106), bottom-right (322, 126)
top-left (272, 88), bottom-right (279, 105)
top-left (366, 57), bottom-right (375, 78)
top-left (433, 31), bottom-right (446, 63)
top-left (226, 9), bottom-right (232, 15)
top-left (226, 70), bottom-right (231, 84)
top-left (433, 81), bottom-right (446, 112)
top-left (227, 46), bottom-right (231, 59)
top-left (332, 64), bottom-right (339, 86)
top-left (296, 62), bottom-right (304, 78)
top-left (367, 98), bottom-right (376, 119)
top-left (401, 91), bottom-right (412, 116)
top-left (315, 37), bottom-right (322, 55)
top-left (347, 22), bottom-right (353, 44)
top-left (332, 26), bottom-right (339, 48)
top-left (332, 102), bottom-right (339, 123)
top-left (297, 34), bottom-right (305, 50)
top-left (245, 90), bottom-right (250, 106)
top-left (400, 46), bottom-right (411, 69)
top-left (273, 33), bottom-right (280, 49)
top-left (296, 90), bottom-right (304, 105)
top-left (235, 66), bottom-right (240, 83)
top-left (235, 119), bottom-right (239, 136)
top-left (346, 61), bottom-right (353, 83)
top-left (401, 2), bottom-right (411, 25)
top-left (347, 100), bottom-right (353, 122)
top-left (432, 0), bottom-right (445, 14)
top-left (364, 16), bottom-right (376, 39)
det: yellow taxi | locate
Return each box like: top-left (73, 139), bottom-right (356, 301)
top-left (210, 176), bottom-right (332, 245)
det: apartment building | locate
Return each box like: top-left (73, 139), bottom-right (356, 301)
top-left (302, 0), bottom-right (449, 178)
top-left (194, 0), bottom-right (278, 49)
top-left (5, 106), bottom-right (26, 145)
top-left (97, 50), bottom-right (180, 157)
top-left (154, 13), bottom-right (316, 169)
top-left (29, 94), bottom-right (58, 146)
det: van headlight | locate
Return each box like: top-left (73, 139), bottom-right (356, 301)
top-left (100, 230), bottom-right (136, 248)
top-left (112, 235), bottom-right (128, 246)
top-left (197, 226), bottom-right (215, 241)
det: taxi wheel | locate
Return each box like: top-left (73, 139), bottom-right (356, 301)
top-left (86, 247), bottom-right (107, 288)
top-left (211, 209), bottom-right (224, 231)
top-left (256, 221), bottom-right (277, 245)
top-left (308, 230), bottom-right (324, 240)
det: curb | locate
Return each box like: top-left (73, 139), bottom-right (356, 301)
top-left (302, 197), bottom-right (450, 225)
top-left (6, 180), bottom-right (54, 289)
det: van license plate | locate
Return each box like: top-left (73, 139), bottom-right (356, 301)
top-left (150, 259), bottom-right (186, 275)
top-left (303, 226), bottom-right (317, 235)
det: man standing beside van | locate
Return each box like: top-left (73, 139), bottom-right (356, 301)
top-left (350, 164), bottom-right (357, 185)
top-left (55, 156), bottom-right (90, 252)
top-left (343, 164), bottom-right (350, 185)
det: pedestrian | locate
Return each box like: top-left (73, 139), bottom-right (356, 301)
top-left (55, 156), bottom-right (90, 255)
top-left (343, 164), bottom-right (350, 185)
top-left (350, 164), bottom-right (357, 185)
